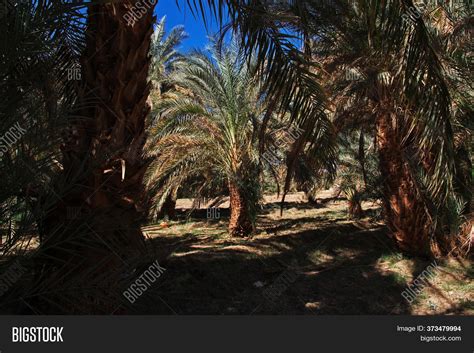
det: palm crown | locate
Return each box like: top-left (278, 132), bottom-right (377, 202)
top-left (146, 42), bottom-right (273, 234)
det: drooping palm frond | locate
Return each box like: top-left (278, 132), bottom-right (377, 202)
top-left (0, 0), bottom-right (107, 313)
top-left (145, 41), bottom-right (270, 223)
top-left (0, 0), bottom-right (90, 245)
top-left (190, 0), bottom-right (461, 206)
top-left (281, 110), bottom-right (339, 210)
top-left (187, 0), bottom-right (329, 144)
top-left (422, 3), bottom-right (473, 246)
top-left (305, 0), bottom-right (470, 253)
top-left (429, 3), bottom-right (473, 215)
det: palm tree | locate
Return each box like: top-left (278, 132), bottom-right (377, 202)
top-left (0, 0), bottom-right (108, 313)
top-left (427, 2), bottom-right (473, 252)
top-left (147, 17), bottom-right (187, 220)
top-left (312, 0), bottom-right (471, 255)
top-left (149, 16), bottom-right (187, 95)
top-left (146, 43), bottom-right (274, 236)
top-left (33, 0), bottom-right (158, 312)
top-left (335, 130), bottom-right (381, 219)
top-left (190, 0), bottom-right (469, 257)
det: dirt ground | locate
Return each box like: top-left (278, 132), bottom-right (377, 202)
top-left (135, 192), bottom-right (473, 315)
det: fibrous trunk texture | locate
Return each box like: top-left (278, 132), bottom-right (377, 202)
top-left (304, 188), bottom-right (318, 205)
top-left (228, 179), bottom-right (254, 237)
top-left (157, 194), bottom-right (176, 220)
top-left (34, 2), bottom-right (156, 313)
top-left (376, 114), bottom-right (436, 257)
top-left (348, 199), bottom-right (363, 219)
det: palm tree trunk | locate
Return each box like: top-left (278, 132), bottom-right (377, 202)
top-left (228, 179), bottom-right (254, 237)
top-left (157, 193), bottom-right (176, 220)
top-left (36, 2), bottom-right (156, 313)
top-left (348, 198), bottom-right (363, 219)
top-left (358, 130), bottom-right (368, 189)
top-left (306, 191), bottom-right (318, 205)
top-left (376, 114), bottom-right (435, 257)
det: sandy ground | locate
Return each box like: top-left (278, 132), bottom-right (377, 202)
top-left (2, 191), bottom-right (471, 314)
top-left (175, 190), bottom-right (338, 209)
top-left (139, 193), bottom-right (473, 315)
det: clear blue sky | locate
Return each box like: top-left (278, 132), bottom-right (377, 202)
top-left (155, 1), bottom-right (221, 53)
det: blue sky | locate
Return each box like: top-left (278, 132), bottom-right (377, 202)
top-left (155, 1), bottom-right (221, 53)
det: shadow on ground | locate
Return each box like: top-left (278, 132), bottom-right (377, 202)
top-left (130, 219), bottom-right (423, 315)
top-left (4, 194), bottom-right (469, 315)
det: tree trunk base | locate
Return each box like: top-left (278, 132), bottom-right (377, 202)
top-left (348, 199), bottom-right (363, 219)
top-left (228, 180), bottom-right (255, 237)
top-left (376, 114), bottom-right (437, 257)
top-left (157, 194), bottom-right (176, 220)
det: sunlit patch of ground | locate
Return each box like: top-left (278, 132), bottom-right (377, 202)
top-left (139, 192), bottom-right (473, 315)
top-left (0, 235), bottom-right (40, 257)
top-left (2, 193), bottom-right (470, 314)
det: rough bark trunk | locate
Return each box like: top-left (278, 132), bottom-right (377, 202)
top-left (35, 2), bottom-right (156, 313)
top-left (228, 180), bottom-right (254, 237)
top-left (306, 192), bottom-right (318, 205)
top-left (348, 198), bottom-right (363, 219)
top-left (304, 189), bottom-right (318, 205)
top-left (157, 194), bottom-right (176, 220)
top-left (358, 130), bottom-right (369, 189)
top-left (376, 114), bottom-right (436, 257)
